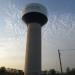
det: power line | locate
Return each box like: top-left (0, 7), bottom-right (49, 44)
top-left (59, 49), bottom-right (75, 51)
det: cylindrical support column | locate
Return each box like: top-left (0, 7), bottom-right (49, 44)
top-left (25, 23), bottom-right (41, 75)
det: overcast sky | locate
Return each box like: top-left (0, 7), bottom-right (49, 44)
top-left (0, 0), bottom-right (75, 72)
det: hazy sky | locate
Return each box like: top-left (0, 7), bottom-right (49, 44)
top-left (0, 0), bottom-right (75, 72)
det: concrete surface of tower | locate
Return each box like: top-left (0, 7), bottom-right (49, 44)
top-left (22, 3), bottom-right (48, 75)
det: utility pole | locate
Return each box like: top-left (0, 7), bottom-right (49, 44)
top-left (58, 49), bottom-right (63, 73)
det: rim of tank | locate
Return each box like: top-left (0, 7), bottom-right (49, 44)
top-left (22, 3), bottom-right (48, 18)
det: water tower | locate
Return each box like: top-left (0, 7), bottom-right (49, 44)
top-left (22, 3), bottom-right (48, 75)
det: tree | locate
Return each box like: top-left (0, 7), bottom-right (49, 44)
top-left (66, 67), bottom-right (70, 73)
top-left (48, 69), bottom-right (56, 75)
top-left (0, 66), bottom-right (6, 73)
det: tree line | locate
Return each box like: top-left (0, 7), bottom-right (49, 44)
top-left (42, 68), bottom-right (75, 75)
top-left (0, 66), bottom-right (75, 75)
top-left (0, 66), bottom-right (24, 75)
